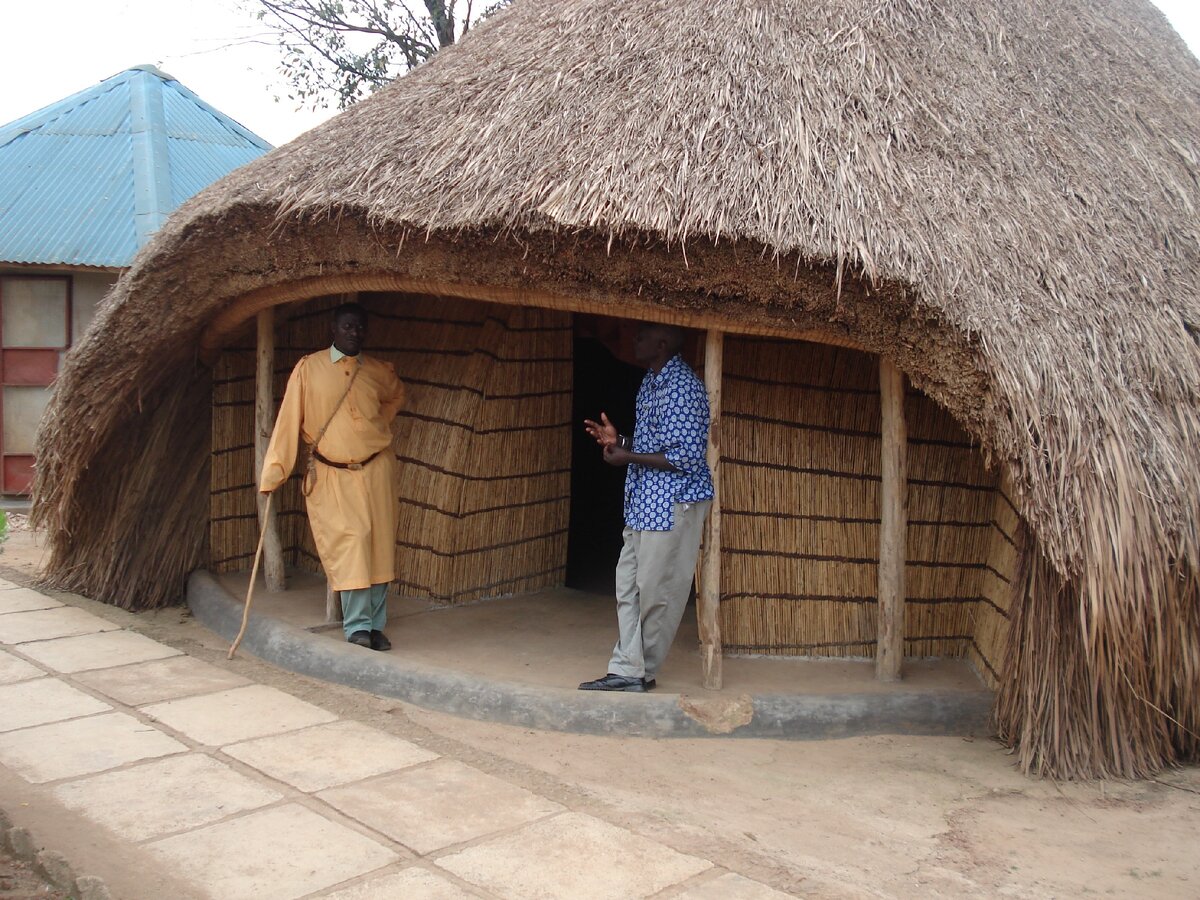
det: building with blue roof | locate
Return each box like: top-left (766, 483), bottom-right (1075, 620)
top-left (0, 65), bottom-right (271, 494)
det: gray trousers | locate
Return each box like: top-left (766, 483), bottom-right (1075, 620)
top-left (341, 582), bottom-right (388, 639)
top-left (608, 501), bottom-right (711, 680)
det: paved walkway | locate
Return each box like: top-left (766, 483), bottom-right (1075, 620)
top-left (0, 577), bottom-right (793, 899)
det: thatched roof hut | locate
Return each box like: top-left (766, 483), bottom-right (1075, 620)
top-left (34, 0), bottom-right (1200, 779)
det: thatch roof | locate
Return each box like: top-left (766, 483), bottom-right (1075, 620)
top-left (34, 0), bottom-right (1200, 778)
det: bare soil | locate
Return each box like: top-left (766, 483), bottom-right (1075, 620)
top-left (0, 849), bottom-right (67, 900)
top-left (3, 529), bottom-right (1199, 898)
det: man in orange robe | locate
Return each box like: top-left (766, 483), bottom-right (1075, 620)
top-left (260, 303), bottom-right (405, 650)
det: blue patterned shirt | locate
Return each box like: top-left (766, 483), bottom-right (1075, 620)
top-left (624, 354), bottom-right (714, 531)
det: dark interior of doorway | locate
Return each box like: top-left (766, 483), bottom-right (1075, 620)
top-left (565, 334), bottom-right (644, 594)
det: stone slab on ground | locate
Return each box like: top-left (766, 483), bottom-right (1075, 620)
top-left (436, 812), bottom-right (711, 900)
top-left (223, 720), bottom-right (438, 793)
top-left (140, 684), bottom-right (337, 746)
top-left (17, 631), bottom-right (181, 674)
top-left (321, 866), bottom-right (483, 899)
top-left (146, 803), bottom-right (397, 900)
top-left (0, 607), bottom-right (118, 644)
top-left (0, 678), bottom-right (111, 732)
top-left (74, 655), bottom-right (252, 707)
top-left (0, 648), bottom-right (44, 685)
top-left (0, 588), bottom-right (63, 614)
top-left (52, 753), bottom-right (284, 842)
top-left (0, 712), bottom-right (186, 783)
top-left (318, 759), bottom-right (563, 855)
top-left (674, 872), bottom-right (798, 899)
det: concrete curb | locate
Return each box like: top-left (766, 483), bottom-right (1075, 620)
top-left (1, 807), bottom-right (113, 900)
top-left (188, 570), bottom-right (993, 739)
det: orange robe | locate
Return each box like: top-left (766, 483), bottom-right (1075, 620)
top-left (260, 350), bottom-right (405, 591)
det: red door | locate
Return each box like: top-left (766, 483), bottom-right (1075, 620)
top-left (0, 275), bottom-right (70, 495)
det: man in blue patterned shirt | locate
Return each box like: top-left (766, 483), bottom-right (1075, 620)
top-left (579, 323), bottom-right (714, 692)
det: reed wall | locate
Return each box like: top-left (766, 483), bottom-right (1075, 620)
top-left (719, 336), bottom-right (1017, 661)
top-left (210, 342), bottom-right (261, 572)
top-left (966, 475), bottom-right (1023, 687)
top-left (210, 293), bottom-right (572, 603)
top-left (213, 307), bottom-right (1015, 666)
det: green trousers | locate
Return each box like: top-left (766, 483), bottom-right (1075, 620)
top-left (341, 582), bottom-right (389, 639)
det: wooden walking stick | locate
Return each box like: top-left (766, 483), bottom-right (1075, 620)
top-left (228, 492), bottom-right (273, 659)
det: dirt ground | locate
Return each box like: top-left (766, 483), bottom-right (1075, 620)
top-left (3, 528), bottom-right (1199, 898)
top-left (0, 848), bottom-right (67, 900)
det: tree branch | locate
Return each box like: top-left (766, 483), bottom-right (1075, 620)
top-left (252, 0), bottom-right (511, 108)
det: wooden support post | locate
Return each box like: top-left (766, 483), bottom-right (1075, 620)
top-left (326, 582), bottom-right (342, 625)
top-left (698, 330), bottom-right (724, 690)
top-left (876, 357), bottom-right (907, 681)
top-left (254, 308), bottom-right (287, 592)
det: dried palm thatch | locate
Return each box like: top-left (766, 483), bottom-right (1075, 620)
top-left (32, 0), bottom-right (1200, 778)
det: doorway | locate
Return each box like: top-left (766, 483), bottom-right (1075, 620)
top-left (565, 319), bottom-right (644, 594)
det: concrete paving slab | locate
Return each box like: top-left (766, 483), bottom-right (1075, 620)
top-left (146, 803), bottom-right (397, 900)
top-left (0, 648), bottom-right (44, 684)
top-left (0, 576), bottom-right (20, 589)
top-left (141, 684), bottom-right (338, 746)
top-left (0, 677), bottom-right (111, 732)
top-left (223, 720), bottom-right (438, 792)
top-left (52, 752), bottom-right (284, 842)
top-left (0, 588), bottom-right (63, 614)
top-left (436, 812), bottom-right (711, 900)
top-left (74, 655), bottom-right (252, 706)
top-left (0, 711), bottom-right (187, 783)
top-left (674, 872), bottom-right (796, 899)
top-left (319, 759), bottom-right (563, 854)
top-left (322, 867), bottom-right (484, 899)
top-left (16, 630), bottom-right (182, 674)
top-left (0, 606), bottom-right (118, 644)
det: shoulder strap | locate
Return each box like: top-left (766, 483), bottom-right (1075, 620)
top-left (301, 357), bottom-right (362, 497)
top-left (310, 357), bottom-right (361, 454)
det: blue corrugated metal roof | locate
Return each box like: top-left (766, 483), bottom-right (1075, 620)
top-left (0, 65), bottom-right (271, 267)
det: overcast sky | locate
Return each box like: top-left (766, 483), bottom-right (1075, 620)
top-left (1, 0), bottom-right (1197, 147)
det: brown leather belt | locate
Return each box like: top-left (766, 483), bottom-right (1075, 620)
top-left (311, 448), bottom-right (381, 471)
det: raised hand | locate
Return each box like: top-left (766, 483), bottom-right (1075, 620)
top-left (583, 411), bottom-right (618, 448)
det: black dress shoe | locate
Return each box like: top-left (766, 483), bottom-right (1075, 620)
top-left (348, 630), bottom-right (372, 648)
top-left (643, 678), bottom-right (656, 690)
top-left (370, 630), bottom-right (392, 651)
top-left (578, 673), bottom-right (646, 692)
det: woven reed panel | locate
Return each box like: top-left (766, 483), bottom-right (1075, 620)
top-left (966, 477), bottom-right (1022, 687)
top-left (444, 310), bottom-right (571, 601)
top-left (720, 337), bottom-right (999, 658)
top-left (209, 342), bottom-right (257, 572)
top-left (903, 387), bottom-right (998, 658)
top-left (385, 299), bottom-right (495, 598)
top-left (211, 293), bottom-right (571, 603)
